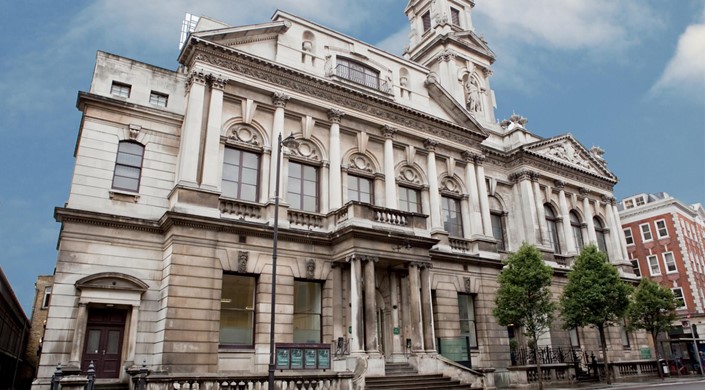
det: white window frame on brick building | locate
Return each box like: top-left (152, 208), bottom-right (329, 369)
top-left (623, 227), bottom-right (634, 245)
top-left (663, 252), bottom-right (677, 274)
top-left (640, 223), bottom-right (653, 242)
top-left (672, 287), bottom-right (686, 310)
top-left (655, 219), bottom-right (669, 239)
top-left (647, 255), bottom-right (661, 276)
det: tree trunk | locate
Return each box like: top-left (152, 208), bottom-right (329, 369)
top-left (652, 331), bottom-right (663, 379)
top-left (533, 335), bottom-right (544, 390)
top-left (598, 325), bottom-right (611, 384)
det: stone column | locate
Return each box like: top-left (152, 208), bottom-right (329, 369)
top-left (259, 149), bottom-right (271, 204)
top-left (269, 92), bottom-right (289, 201)
top-left (612, 199), bottom-right (630, 260)
top-left (382, 126), bottom-right (398, 209)
top-left (425, 140), bottom-right (442, 230)
top-left (461, 196), bottom-right (472, 240)
top-left (364, 256), bottom-right (379, 352)
top-left (69, 303), bottom-right (88, 364)
top-left (514, 171), bottom-right (538, 244)
top-left (125, 305), bottom-right (140, 365)
top-left (556, 180), bottom-right (577, 255)
top-left (421, 187), bottom-right (431, 229)
top-left (581, 188), bottom-right (597, 245)
top-left (531, 172), bottom-right (550, 246)
top-left (328, 109), bottom-right (345, 210)
top-left (475, 155), bottom-right (493, 236)
top-left (462, 151), bottom-right (482, 236)
top-left (408, 263), bottom-right (424, 352)
top-left (604, 197), bottom-right (623, 261)
top-left (332, 264), bottom-right (343, 341)
top-left (200, 75), bottom-right (228, 191)
top-left (420, 264), bottom-right (436, 352)
top-left (349, 256), bottom-right (364, 353)
top-left (176, 70), bottom-right (207, 187)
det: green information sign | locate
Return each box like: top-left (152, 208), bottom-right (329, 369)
top-left (305, 349), bottom-right (317, 368)
top-left (276, 349), bottom-right (290, 369)
top-left (318, 349), bottom-right (330, 369)
top-left (290, 349), bottom-right (303, 369)
top-left (393, 327), bottom-right (400, 335)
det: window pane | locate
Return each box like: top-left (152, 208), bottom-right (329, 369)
top-left (240, 184), bottom-right (257, 202)
top-left (112, 176), bottom-right (139, 192)
top-left (294, 281), bottom-right (321, 343)
top-left (106, 330), bottom-right (121, 354)
top-left (114, 165), bottom-right (140, 179)
top-left (303, 165), bottom-right (316, 181)
top-left (220, 275), bottom-right (256, 345)
top-left (303, 196), bottom-right (317, 212)
top-left (86, 330), bottom-right (100, 353)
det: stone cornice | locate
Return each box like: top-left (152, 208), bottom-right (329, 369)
top-left (76, 91), bottom-right (185, 125)
top-left (181, 37), bottom-right (487, 147)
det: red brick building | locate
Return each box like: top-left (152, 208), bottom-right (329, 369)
top-left (619, 192), bottom-right (705, 365)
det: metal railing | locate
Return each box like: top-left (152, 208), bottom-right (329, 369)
top-left (335, 63), bottom-right (388, 92)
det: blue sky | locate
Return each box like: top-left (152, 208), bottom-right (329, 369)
top-left (1, 0), bottom-right (704, 315)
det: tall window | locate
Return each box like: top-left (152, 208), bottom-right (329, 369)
top-left (594, 217), bottom-right (608, 253)
top-left (41, 287), bottom-right (52, 309)
top-left (640, 223), bottom-right (653, 242)
top-left (457, 293), bottom-right (478, 348)
top-left (491, 212), bottom-right (506, 251)
top-left (570, 211), bottom-right (585, 251)
top-left (293, 281), bottom-right (322, 343)
top-left (450, 8), bottom-right (461, 26)
top-left (222, 148), bottom-right (259, 202)
top-left (544, 205), bottom-right (561, 253)
top-left (630, 259), bottom-right (641, 277)
top-left (112, 141), bottom-right (144, 192)
top-left (624, 228), bottom-right (634, 245)
top-left (655, 220), bottom-right (669, 238)
top-left (288, 162), bottom-right (318, 212)
top-left (110, 81), bottom-right (131, 98)
top-left (422, 11), bottom-right (432, 32)
top-left (569, 328), bottom-right (580, 347)
top-left (347, 175), bottom-right (373, 204)
top-left (442, 196), bottom-right (463, 237)
top-left (399, 186), bottom-right (421, 213)
top-left (672, 288), bottom-right (686, 309)
top-left (335, 57), bottom-right (381, 90)
top-left (647, 255), bottom-right (661, 276)
top-left (220, 274), bottom-right (256, 346)
top-left (620, 322), bottom-right (631, 349)
top-left (663, 252), bottom-right (677, 273)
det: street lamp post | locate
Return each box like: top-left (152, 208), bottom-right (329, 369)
top-left (268, 133), bottom-right (298, 390)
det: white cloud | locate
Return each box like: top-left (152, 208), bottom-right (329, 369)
top-left (652, 10), bottom-right (705, 93)
top-left (375, 27), bottom-right (410, 56)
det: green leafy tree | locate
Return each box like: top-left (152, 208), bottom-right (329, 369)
top-left (627, 278), bottom-right (677, 377)
top-left (560, 245), bottom-right (633, 384)
top-left (494, 243), bottom-right (556, 390)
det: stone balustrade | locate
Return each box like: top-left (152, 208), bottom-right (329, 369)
top-left (220, 199), bottom-right (263, 220)
top-left (131, 373), bottom-right (353, 390)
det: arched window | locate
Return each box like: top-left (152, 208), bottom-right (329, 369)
top-left (594, 217), bottom-right (608, 253)
top-left (570, 211), bottom-right (585, 251)
top-left (544, 204), bottom-right (561, 254)
top-left (112, 141), bottom-right (144, 192)
top-left (335, 57), bottom-right (382, 90)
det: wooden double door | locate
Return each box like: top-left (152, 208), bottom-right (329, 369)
top-left (81, 308), bottom-right (126, 378)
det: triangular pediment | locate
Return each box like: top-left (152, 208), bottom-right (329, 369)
top-left (524, 135), bottom-right (616, 181)
top-left (191, 20), bottom-right (290, 47)
top-left (425, 75), bottom-right (487, 139)
top-left (452, 31), bottom-right (496, 62)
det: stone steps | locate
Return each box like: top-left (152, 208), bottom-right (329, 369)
top-left (366, 363), bottom-right (476, 390)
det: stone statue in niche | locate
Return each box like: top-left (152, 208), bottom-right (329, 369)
top-left (306, 259), bottom-right (316, 279)
top-left (465, 78), bottom-right (482, 113)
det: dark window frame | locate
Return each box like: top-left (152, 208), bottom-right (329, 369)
top-left (594, 217), bottom-right (608, 253)
top-left (288, 160), bottom-right (319, 212)
top-left (457, 293), bottom-right (478, 348)
top-left (110, 81), bottom-right (131, 98)
top-left (111, 140), bottom-right (145, 193)
top-left (335, 57), bottom-right (383, 91)
top-left (442, 195), bottom-right (463, 237)
top-left (221, 147), bottom-right (261, 202)
top-left (398, 185), bottom-right (422, 213)
top-left (570, 211), bottom-right (585, 251)
top-left (219, 273), bottom-right (257, 348)
top-left (544, 204), bottom-right (561, 254)
top-left (450, 7), bottom-right (461, 27)
top-left (422, 11), bottom-right (432, 32)
top-left (293, 279), bottom-right (323, 344)
top-left (347, 174), bottom-right (374, 205)
top-left (490, 211), bottom-right (506, 251)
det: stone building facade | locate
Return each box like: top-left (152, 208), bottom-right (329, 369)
top-left (36, 1), bottom-right (642, 388)
top-left (26, 275), bottom-right (53, 379)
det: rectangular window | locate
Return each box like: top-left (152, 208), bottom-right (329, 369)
top-left (655, 219), bottom-right (668, 238)
top-left (663, 252), bottom-right (677, 273)
top-left (442, 196), bottom-right (463, 237)
top-left (112, 141), bottom-right (144, 192)
top-left (110, 82), bottom-right (131, 98)
top-left (647, 255), bottom-right (661, 276)
top-left (623, 199), bottom-right (635, 209)
top-left (569, 328), bottom-right (580, 347)
top-left (149, 91), bottom-right (168, 107)
top-left (347, 175), bottom-right (373, 204)
top-left (624, 228), bottom-right (634, 245)
top-left (288, 162), bottom-right (318, 212)
top-left (293, 281), bottom-right (322, 343)
top-left (222, 148), bottom-right (259, 202)
top-left (220, 274), bottom-right (256, 346)
top-left (636, 196), bottom-right (645, 206)
top-left (398, 186), bottom-right (421, 213)
top-left (450, 8), bottom-right (461, 26)
top-left (491, 212), bottom-right (506, 251)
top-left (41, 287), bottom-right (52, 309)
top-left (457, 293), bottom-right (477, 348)
top-left (672, 288), bottom-right (686, 309)
top-left (620, 323), bottom-right (631, 349)
top-left (640, 223), bottom-right (653, 242)
top-left (422, 11), bottom-right (431, 32)
top-left (630, 259), bottom-right (641, 277)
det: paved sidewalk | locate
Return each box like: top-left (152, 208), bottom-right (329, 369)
top-left (544, 375), bottom-right (705, 389)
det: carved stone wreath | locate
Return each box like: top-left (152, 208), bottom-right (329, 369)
top-left (441, 177), bottom-right (461, 194)
top-left (349, 154), bottom-right (373, 172)
top-left (397, 167), bottom-right (421, 184)
top-left (226, 126), bottom-right (260, 147)
top-left (289, 140), bottom-right (320, 161)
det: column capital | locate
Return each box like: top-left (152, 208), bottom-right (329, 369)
top-left (579, 187), bottom-right (590, 197)
top-left (600, 194), bottom-right (612, 204)
top-left (208, 74), bottom-right (228, 90)
top-left (347, 254), bottom-right (378, 263)
top-left (272, 92), bottom-right (290, 108)
top-left (424, 138), bottom-right (438, 151)
top-left (474, 154), bottom-right (486, 166)
top-left (553, 179), bottom-right (566, 189)
top-left (409, 261), bottom-right (432, 269)
top-left (510, 170), bottom-right (533, 182)
top-left (529, 171), bottom-right (540, 182)
top-left (381, 125), bottom-right (398, 139)
top-left (186, 69), bottom-right (207, 91)
top-left (461, 150), bottom-right (478, 162)
top-left (327, 108), bottom-right (346, 123)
